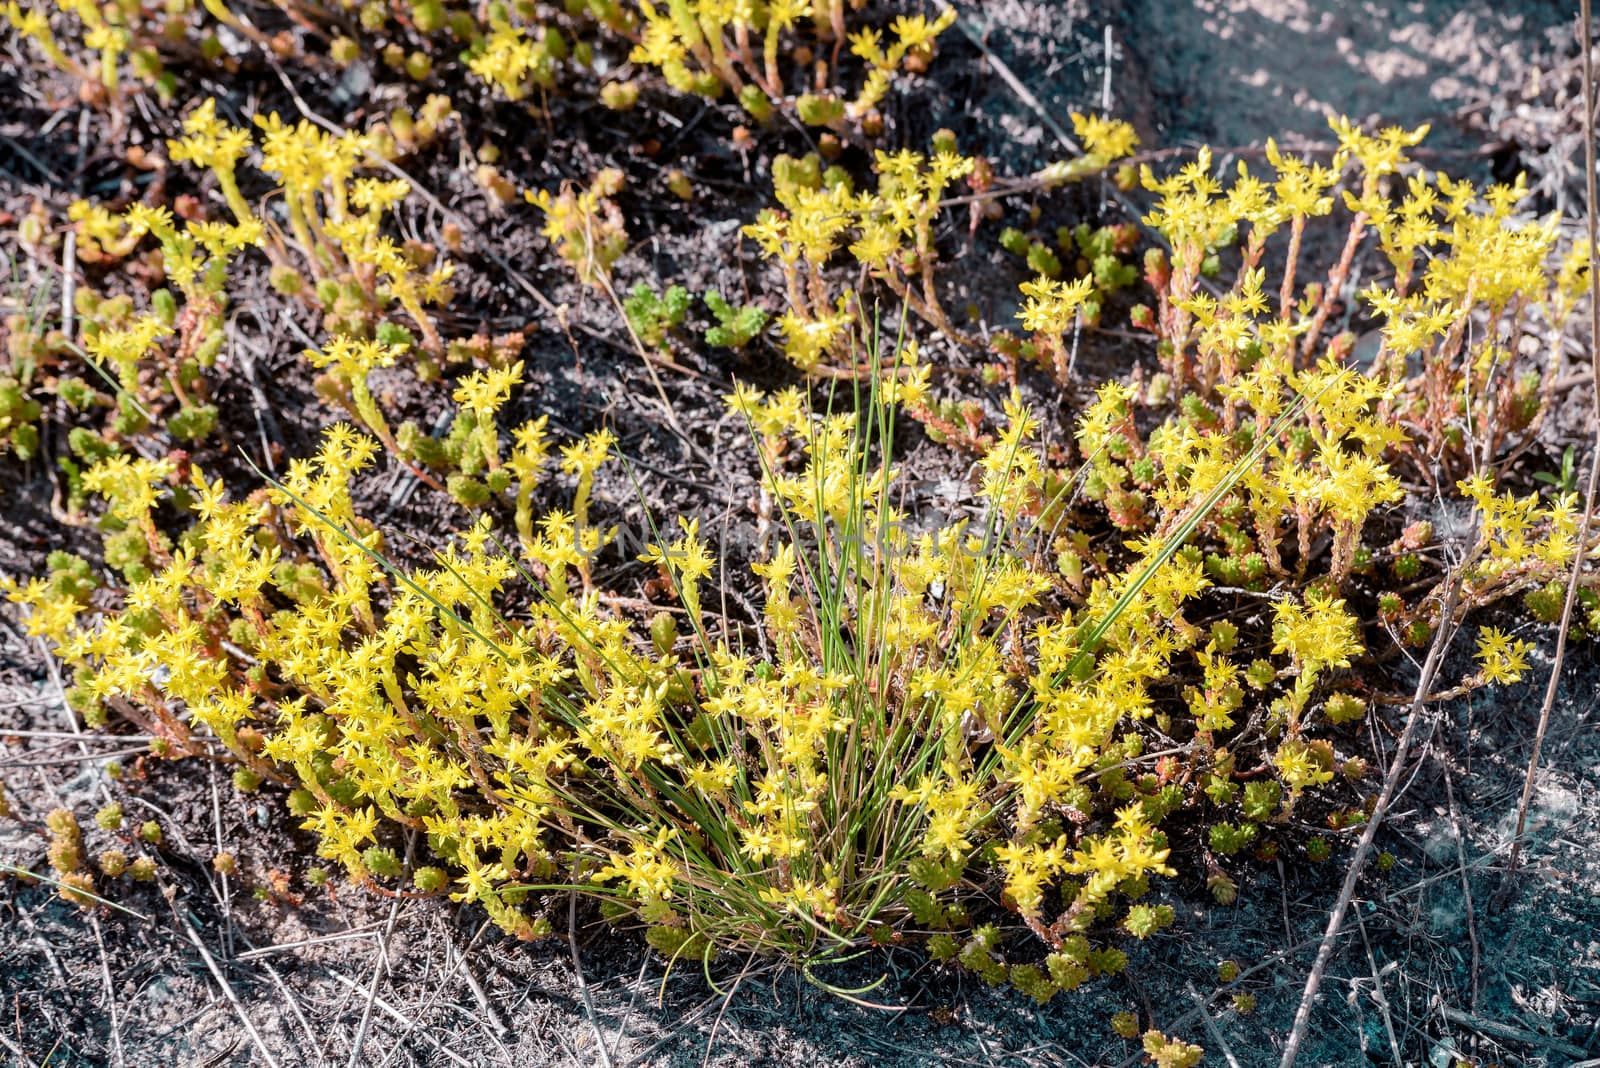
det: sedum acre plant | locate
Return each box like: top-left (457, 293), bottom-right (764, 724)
top-left (3, 0), bottom-right (619, 106)
top-left (743, 114), bottom-right (1142, 374)
top-left (630, 1), bottom-right (955, 130)
top-left (8, 330), bottom-right (1584, 1010)
top-left (3, 90), bottom-right (1596, 1030)
top-left (4, 0), bottom-right (941, 137)
top-left (28, 94), bottom-right (527, 501)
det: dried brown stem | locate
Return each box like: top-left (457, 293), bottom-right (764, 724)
top-left (1496, 1), bottom-right (1600, 904)
top-left (1278, 549), bottom-right (1472, 1068)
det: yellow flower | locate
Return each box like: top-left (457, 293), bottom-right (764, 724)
top-left (1271, 593), bottom-right (1362, 676)
top-left (1071, 112), bottom-right (1139, 161)
top-left (594, 827), bottom-right (681, 900)
top-left (1475, 627), bottom-right (1534, 685)
top-left (467, 20), bottom-right (539, 100)
top-left (1019, 276), bottom-right (1095, 335)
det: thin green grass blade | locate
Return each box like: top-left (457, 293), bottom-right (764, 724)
top-left (1059, 380), bottom-right (1330, 683)
top-left (0, 864), bottom-right (152, 921)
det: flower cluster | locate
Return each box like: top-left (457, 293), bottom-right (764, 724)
top-left (4, 84), bottom-right (1593, 1039)
top-left (631, 1), bottom-right (954, 130)
top-left (744, 145), bottom-right (976, 367)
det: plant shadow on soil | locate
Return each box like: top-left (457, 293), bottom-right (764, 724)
top-left (2, 1), bottom-right (1598, 1066)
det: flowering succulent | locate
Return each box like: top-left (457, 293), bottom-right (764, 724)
top-left (745, 144), bottom-right (976, 366)
top-left (525, 168), bottom-right (628, 288)
top-left (3, 40), bottom-right (1595, 1054)
top-left (629, 1), bottom-right (953, 130)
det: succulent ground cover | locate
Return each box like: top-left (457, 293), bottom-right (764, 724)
top-left (1, 1), bottom-right (1598, 1066)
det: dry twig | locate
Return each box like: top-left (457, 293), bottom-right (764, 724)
top-left (371, 920), bottom-right (495, 1068)
top-left (452, 938), bottom-right (510, 1038)
top-left (89, 914), bottom-right (125, 1068)
top-left (1497, 0), bottom-right (1600, 906)
top-left (1184, 984), bottom-right (1242, 1068)
top-left (1440, 1005), bottom-right (1589, 1060)
top-left (346, 895), bottom-right (403, 1068)
top-left (1278, 558), bottom-right (1472, 1068)
top-left (171, 903), bottom-right (283, 1068)
top-left (1439, 760), bottom-right (1481, 1015)
top-left (570, 889), bottom-right (617, 1068)
top-left (328, 972), bottom-right (475, 1068)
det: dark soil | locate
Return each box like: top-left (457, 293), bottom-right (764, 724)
top-left (3, 1), bottom-right (1598, 1066)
